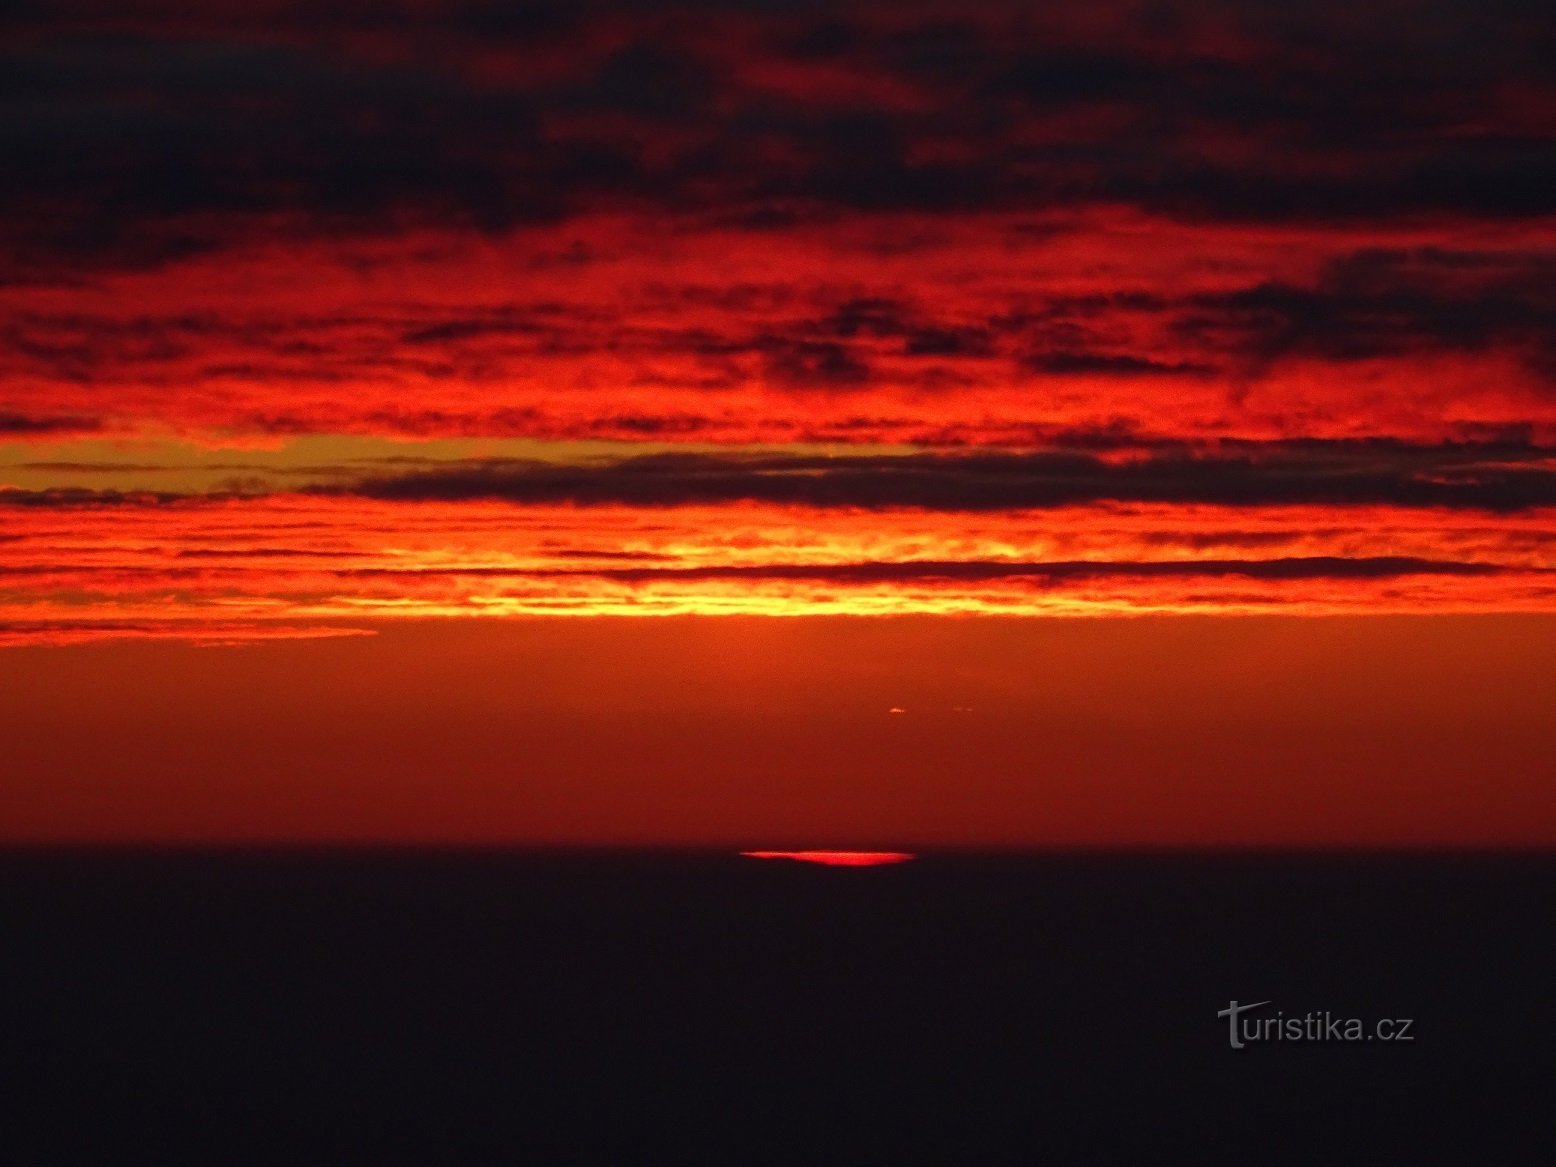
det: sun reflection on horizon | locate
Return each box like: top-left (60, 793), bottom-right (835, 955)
top-left (741, 851), bottom-right (917, 867)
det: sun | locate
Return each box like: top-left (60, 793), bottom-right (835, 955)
top-left (740, 851), bottom-right (917, 867)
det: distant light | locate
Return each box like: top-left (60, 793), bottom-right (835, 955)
top-left (888, 706), bottom-right (906, 714)
top-left (741, 851), bottom-right (917, 866)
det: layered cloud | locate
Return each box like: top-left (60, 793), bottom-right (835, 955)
top-left (2, 477), bottom-right (1553, 638)
top-left (3, 1), bottom-right (1554, 639)
top-left (5, 0), bottom-right (1553, 266)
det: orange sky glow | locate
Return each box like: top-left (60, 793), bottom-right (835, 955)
top-left (3, 0), bottom-right (1554, 846)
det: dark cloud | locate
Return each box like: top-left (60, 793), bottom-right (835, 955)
top-left (4, 242), bottom-right (1551, 428)
top-left (1025, 351), bottom-right (1210, 377)
top-left (0, 411), bottom-right (103, 434)
top-left (398, 313), bottom-right (552, 346)
top-left (903, 326), bottom-right (995, 358)
top-left (1176, 248), bottom-right (1556, 375)
top-left (314, 556), bottom-right (1508, 583)
top-left (10, 439), bottom-right (1556, 512)
top-left (760, 338), bottom-right (872, 388)
top-left (986, 46), bottom-right (1165, 109)
top-left (0, 486), bottom-right (194, 506)
top-left (568, 42), bottom-right (720, 121)
top-left (609, 556), bottom-right (1506, 582)
top-left (0, 31), bottom-right (633, 271)
top-left (3, 1), bottom-right (1552, 274)
top-left (328, 443), bottom-right (1556, 512)
top-left (442, 1), bottom-right (580, 42)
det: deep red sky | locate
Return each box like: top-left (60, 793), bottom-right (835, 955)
top-left (2, 1), bottom-right (1554, 843)
top-left (5, 616), bottom-right (1555, 846)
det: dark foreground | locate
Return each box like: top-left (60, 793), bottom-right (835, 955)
top-left (3, 851), bottom-right (1552, 1162)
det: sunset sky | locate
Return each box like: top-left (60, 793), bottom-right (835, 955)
top-left (3, 0), bottom-right (1554, 845)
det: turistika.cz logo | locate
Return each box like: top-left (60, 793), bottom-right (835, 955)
top-left (1217, 1000), bottom-right (1415, 1049)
